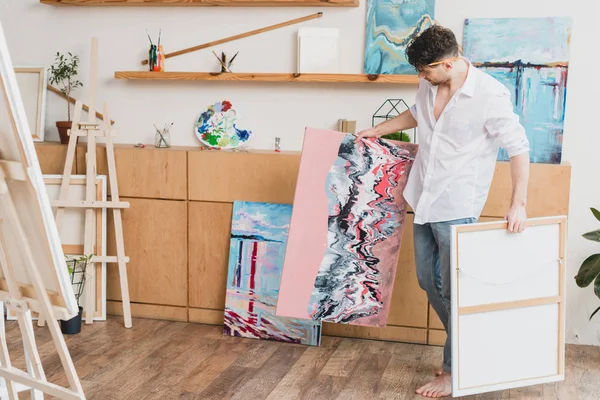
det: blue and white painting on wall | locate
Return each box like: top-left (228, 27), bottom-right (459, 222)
top-left (463, 17), bottom-right (572, 164)
top-left (364, 0), bottom-right (435, 75)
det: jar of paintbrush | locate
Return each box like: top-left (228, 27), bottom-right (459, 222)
top-left (154, 123), bottom-right (172, 148)
top-left (147, 29), bottom-right (164, 72)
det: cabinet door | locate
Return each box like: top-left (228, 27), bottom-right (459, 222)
top-left (188, 201), bottom-right (233, 310)
top-left (107, 198), bottom-right (187, 306)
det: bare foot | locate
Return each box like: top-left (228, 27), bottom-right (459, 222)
top-left (416, 371), bottom-right (452, 398)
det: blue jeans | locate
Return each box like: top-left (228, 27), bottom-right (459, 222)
top-left (413, 217), bottom-right (477, 373)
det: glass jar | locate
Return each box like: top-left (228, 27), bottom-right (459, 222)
top-left (155, 130), bottom-right (171, 148)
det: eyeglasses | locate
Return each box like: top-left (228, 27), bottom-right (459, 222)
top-left (416, 56), bottom-right (463, 73)
top-left (427, 56), bottom-right (462, 67)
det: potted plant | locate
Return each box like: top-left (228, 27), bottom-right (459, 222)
top-left (574, 207), bottom-right (600, 321)
top-left (61, 254), bottom-right (92, 334)
top-left (382, 131), bottom-right (412, 142)
top-left (48, 52), bottom-right (83, 144)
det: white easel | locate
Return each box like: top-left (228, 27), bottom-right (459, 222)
top-left (45, 38), bottom-right (132, 328)
top-left (0, 19), bottom-right (85, 399)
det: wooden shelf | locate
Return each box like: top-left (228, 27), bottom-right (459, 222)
top-left (113, 71), bottom-right (420, 84)
top-left (41, 0), bottom-right (358, 7)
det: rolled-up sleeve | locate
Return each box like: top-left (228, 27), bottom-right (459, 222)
top-left (484, 92), bottom-right (530, 158)
top-left (409, 103), bottom-right (418, 120)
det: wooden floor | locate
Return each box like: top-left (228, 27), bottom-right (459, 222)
top-left (5, 316), bottom-right (600, 399)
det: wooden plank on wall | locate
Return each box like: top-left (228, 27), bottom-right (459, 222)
top-left (107, 301), bottom-right (188, 322)
top-left (189, 308), bottom-right (224, 325)
top-left (188, 201), bottom-right (233, 309)
top-left (428, 329), bottom-right (446, 346)
top-left (41, 0), bottom-right (360, 7)
top-left (188, 151), bottom-right (301, 203)
top-left (482, 162), bottom-right (571, 218)
top-left (107, 198), bottom-right (188, 306)
top-left (322, 323), bottom-right (428, 344)
top-left (34, 142), bottom-right (77, 174)
top-left (77, 144), bottom-right (188, 200)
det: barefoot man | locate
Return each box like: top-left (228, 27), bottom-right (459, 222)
top-left (355, 25), bottom-right (530, 398)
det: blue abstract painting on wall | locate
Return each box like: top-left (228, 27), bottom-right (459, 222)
top-left (223, 201), bottom-right (322, 346)
top-left (463, 17), bottom-right (571, 164)
top-left (364, 0), bottom-right (435, 75)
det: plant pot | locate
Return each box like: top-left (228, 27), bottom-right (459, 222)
top-left (56, 121), bottom-right (73, 144)
top-left (60, 306), bottom-right (83, 334)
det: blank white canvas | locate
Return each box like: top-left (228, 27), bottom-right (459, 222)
top-left (451, 216), bottom-right (566, 397)
top-left (297, 27), bottom-right (340, 74)
top-left (0, 22), bottom-right (78, 317)
top-left (457, 223), bottom-right (560, 307)
top-left (14, 67), bottom-right (47, 142)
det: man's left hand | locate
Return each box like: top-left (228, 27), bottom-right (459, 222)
top-left (505, 203), bottom-right (527, 233)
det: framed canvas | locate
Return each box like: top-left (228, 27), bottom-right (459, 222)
top-left (462, 17), bottom-right (572, 164)
top-left (224, 201), bottom-right (321, 346)
top-left (451, 216), bottom-right (567, 397)
top-left (364, 0), bottom-right (435, 75)
top-left (14, 67), bottom-right (47, 142)
top-left (276, 127), bottom-right (418, 327)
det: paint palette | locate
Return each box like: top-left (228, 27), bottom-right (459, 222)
top-left (194, 100), bottom-right (252, 149)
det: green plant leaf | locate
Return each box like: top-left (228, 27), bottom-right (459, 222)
top-left (592, 207), bottom-right (600, 222)
top-left (590, 305), bottom-right (600, 321)
top-left (583, 229), bottom-right (600, 242)
top-left (595, 273), bottom-right (600, 300)
top-left (575, 253), bottom-right (600, 287)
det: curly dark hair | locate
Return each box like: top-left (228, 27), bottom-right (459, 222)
top-left (405, 25), bottom-right (459, 72)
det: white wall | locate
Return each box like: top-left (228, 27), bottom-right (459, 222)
top-left (3, 0), bottom-right (600, 345)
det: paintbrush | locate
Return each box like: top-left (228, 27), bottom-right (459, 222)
top-left (212, 50), bottom-right (230, 72)
top-left (158, 28), bottom-right (161, 46)
top-left (228, 51), bottom-right (239, 67)
top-left (146, 29), bottom-right (154, 45)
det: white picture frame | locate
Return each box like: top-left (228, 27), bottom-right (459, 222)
top-left (14, 67), bottom-right (47, 142)
top-left (451, 216), bottom-right (567, 397)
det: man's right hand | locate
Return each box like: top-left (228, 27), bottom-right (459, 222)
top-left (354, 127), bottom-right (380, 142)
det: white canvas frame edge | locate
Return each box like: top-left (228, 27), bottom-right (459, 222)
top-left (0, 22), bottom-right (78, 316)
top-left (5, 175), bottom-right (108, 321)
top-left (450, 215), bottom-right (567, 397)
top-left (14, 66), bottom-right (47, 142)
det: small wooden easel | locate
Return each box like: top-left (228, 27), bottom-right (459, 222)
top-left (52, 37), bottom-right (132, 328)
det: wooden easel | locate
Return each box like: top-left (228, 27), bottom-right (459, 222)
top-left (0, 172), bottom-right (85, 400)
top-left (0, 18), bottom-right (86, 398)
top-left (52, 37), bottom-right (132, 328)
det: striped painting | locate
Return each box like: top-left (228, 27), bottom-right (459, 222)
top-left (223, 201), bottom-right (322, 346)
top-left (463, 17), bottom-right (572, 164)
top-left (364, 0), bottom-right (435, 75)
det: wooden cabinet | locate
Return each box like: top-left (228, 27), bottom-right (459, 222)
top-left (107, 198), bottom-right (188, 307)
top-left (188, 202), bottom-right (232, 310)
top-left (34, 143), bottom-right (572, 346)
top-left (188, 150), bottom-right (300, 203)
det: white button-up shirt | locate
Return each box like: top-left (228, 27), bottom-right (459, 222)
top-left (403, 59), bottom-right (530, 225)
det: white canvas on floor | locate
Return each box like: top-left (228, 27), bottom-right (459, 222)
top-left (450, 216), bottom-right (567, 397)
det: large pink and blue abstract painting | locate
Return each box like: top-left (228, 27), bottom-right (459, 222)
top-left (276, 128), bottom-right (418, 327)
top-left (463, 17), bottom-right (571, 164)
top-left (364, 0), bottom-right (435, 75)
top-left (223, 201), bottom-right (321, 346)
